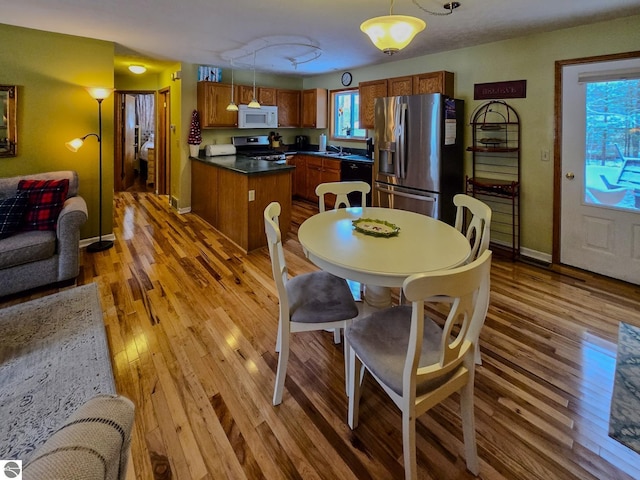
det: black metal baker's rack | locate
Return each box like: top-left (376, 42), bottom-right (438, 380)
top-left (466, 101), bottom-right (520, 260)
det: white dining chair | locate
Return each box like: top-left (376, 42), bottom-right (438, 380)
top-left (451, 194), bottom-right (492, 364)
top-left (315, 181), bottom-right (371, 213)
top-left (346, 250), bottom-right (492, 480)
top-left (264, 202), bottom-right (359, 406)
top-left (454, 193), bottom-right (492, 263)
top-left (316, 181), bottom-right (371, 338)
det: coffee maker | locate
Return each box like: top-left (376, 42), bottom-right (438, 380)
top-left (295, 135), bottom-right (309, 152)
top-left (366, 137), bottom-right (374, 159)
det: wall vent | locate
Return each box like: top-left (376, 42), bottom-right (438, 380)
top-left (170, 196), bottom-right (179, 209)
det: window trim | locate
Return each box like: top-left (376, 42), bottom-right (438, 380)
top-left (330, 87), bottom-right (366, 142)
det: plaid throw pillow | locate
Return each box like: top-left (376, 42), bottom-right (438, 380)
top-left (18, 179), bottom-right (70, 231)
top-left (0, 191), bottom-right (29, 238)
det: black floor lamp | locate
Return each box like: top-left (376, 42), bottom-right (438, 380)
top-left (66, 87), bottom-right (114, 252)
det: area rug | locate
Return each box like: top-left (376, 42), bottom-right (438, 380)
top-left (0, 283), bottom-right (115, 461)
top-left (609, 321), bottom-right (640, 454)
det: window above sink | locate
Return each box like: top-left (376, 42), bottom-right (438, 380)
top-left (331, 89), bottom-right (366, 141)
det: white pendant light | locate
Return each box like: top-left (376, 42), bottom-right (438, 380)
top-left (248, 51), bottom-right (261, 109)
top-left (226, 65), bottom-right (238, 112)
top-left (361, 0), bottom-right (426, 55)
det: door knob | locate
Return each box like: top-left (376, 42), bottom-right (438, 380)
top-left (565, 172), bottom-right (575, 180)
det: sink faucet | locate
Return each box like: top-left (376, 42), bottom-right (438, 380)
top-left (328, 145), bottom-right (343, 154)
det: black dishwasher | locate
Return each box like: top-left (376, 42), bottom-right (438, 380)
top-left (341, 160), bottom-right (373, 207)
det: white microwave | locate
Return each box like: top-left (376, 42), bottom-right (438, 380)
top-left (238, 104), bottom-right (278, 129)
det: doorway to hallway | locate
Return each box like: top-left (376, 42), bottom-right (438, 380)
top-left (114, 91), bottom-right (157, 193)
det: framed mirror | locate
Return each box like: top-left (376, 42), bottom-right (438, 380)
top-left (0, 85), bottom-right (17, 157)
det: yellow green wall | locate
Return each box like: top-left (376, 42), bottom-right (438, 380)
top-left (305, 14), bottom-right (640, 256)
top-left (0, 23), bottom-right (114, 241)
top-left (115, 72), bottom-right (162, 91)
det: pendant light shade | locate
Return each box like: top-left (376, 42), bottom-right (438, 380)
top-left (226, 67), bottom-right (238, 112)
top-left (248, 51), bottom-right (261, 109)
top-left (361, 1), bottom-right (425, 55)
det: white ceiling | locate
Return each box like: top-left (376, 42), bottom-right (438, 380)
top-left (2, 0), bottom-right (640, 76)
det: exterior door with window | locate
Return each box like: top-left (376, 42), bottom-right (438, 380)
top-left (560, 58), bottom-right (640, 284)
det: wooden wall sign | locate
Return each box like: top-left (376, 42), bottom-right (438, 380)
top-left (474, 80), bottom-right (527, 100)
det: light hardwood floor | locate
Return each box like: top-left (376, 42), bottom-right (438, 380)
top-left (3, 192), bottom-right (639, 480)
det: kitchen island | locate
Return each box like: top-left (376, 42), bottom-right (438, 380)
top-left (191, 155), bottom-right (294, 252)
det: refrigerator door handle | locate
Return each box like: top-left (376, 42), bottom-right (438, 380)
top-left (392, 100), bottom-right (402, 178)
top-left (376, 184), bottom-right (436, 202)
top-left (397, 102), bottom-right (408, 179)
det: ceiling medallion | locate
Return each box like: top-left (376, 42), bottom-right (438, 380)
top-left (221, 36), bottom-right (323, 71)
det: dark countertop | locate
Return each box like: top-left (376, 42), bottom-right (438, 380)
top-left (192, 154), bottom-right (294, 175)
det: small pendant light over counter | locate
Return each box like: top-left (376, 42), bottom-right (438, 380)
top-left (248, 51), bottom-right (261, 109)
top-left (226, 65), bottom-right (238, 112)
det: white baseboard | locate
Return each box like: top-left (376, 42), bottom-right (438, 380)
top-left (177, 206), bottom-right (191, 214)
top-left (80, 233), bottom-right (116, 249)
top-left (520, 247), bottom-right (552, 264)
top-left (489, 239), bottom-right (553, 265)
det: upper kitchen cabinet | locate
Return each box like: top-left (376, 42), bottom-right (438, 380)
top-left (276, 89), bottom-right (301, 128)
top-left (413, 71), bottom-right (454, 96)
top-left (359, 79), bottom-right (388, 130)
top-left (238, 85), bottom-right (255, 105)
top-left (301, 88), bottom-right (327, 129)
top-left (388, 76), bottom-right (414, 96)
top-left (257, 87), bottom-right (277, 106)
top-left (359, 72), bottom-right (455, 130)
top-left (197, 82), bottom-right (238, 128)
top-left (238, 85), bottom-right (277, 106)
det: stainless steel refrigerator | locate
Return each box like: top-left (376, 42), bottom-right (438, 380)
top-left (373, 93), bottom-right (464, 226)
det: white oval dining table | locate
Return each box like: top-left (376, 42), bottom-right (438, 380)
top-left (297, 207), bottom-right (471, 307)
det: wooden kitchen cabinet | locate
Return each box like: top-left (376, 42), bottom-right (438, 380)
top-left (288, 155), bottom-right (306, 198)
top-left (191, 159), bottom-right (218, 226)
top-left (359, 71), bottom-right (455, 129)
top-left (388, 76), bottom-right (414, 96)
top-left (191, 159), bottom-right (291, 252)
top-left (359, 79), bottom-right (388, 129)
top-left (258, 87), bottom-right (277, 106)
top-left (238, 85), bottom-right (277, 106)
top-left (197, 82), bottom-right (238, 128)
top-left (238, 85), bottom-right (255, 105)
top-left (299, 155), bottom-right (340, 205)
top-left (413, 71), bottom-right (454, 96)
top-left (276, 89), bottom-right (301, 127)
top-left (302, 88), bottom-right (327, 128)
top-left (306, 157), bottom-right (324, 201)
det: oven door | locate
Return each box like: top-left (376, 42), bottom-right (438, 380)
top-left (374, 182), bottom-right (439, 218)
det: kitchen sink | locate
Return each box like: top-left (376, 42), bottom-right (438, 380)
top-left (323, 151), bottom-right (350, 157)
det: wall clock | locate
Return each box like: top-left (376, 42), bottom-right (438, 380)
top-left (341, 71), bottom-right (352, 87)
